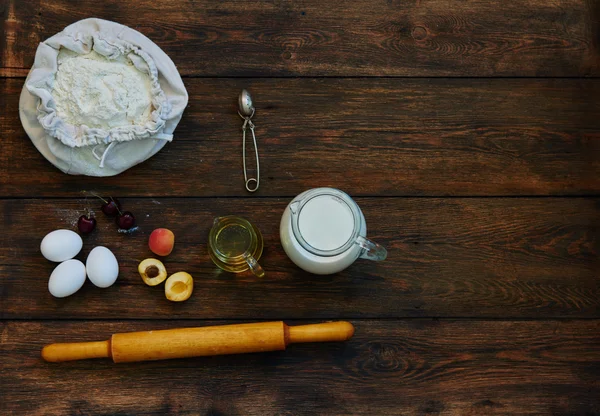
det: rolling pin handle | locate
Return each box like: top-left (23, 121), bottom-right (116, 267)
top-left (286, 321), bottom-right (355, 345)
top-left (41, 340), bottom-right (111, 362)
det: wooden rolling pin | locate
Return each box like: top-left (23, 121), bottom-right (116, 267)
top-left (41, 321), bottom-right (354, 363)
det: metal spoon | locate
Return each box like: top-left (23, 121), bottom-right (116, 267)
top-left (239, 89), bottom-right (255, 117)
top-left (238, 90), bottom-right (260, 192)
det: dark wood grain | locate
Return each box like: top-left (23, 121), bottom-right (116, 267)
top-left (2, 0), bottom-right (600, 413)
top-left (3, 78), bottom-right (600, 197)
top-left (1, 0), bottom-right (598, 77)
top-left (1, 197), bottom-right (597, 319)
top-left (1, 319), bottom-right (598, 415)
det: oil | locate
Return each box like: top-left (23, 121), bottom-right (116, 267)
top-left (208, 216), bottom-right (264, 276)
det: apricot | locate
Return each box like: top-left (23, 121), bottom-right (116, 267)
top-left (149, 228), bottom-right (175, 256)
top-left (138, 258), bottom-right (168, 286)
top-left (165, 272), bottom-right (194, 302)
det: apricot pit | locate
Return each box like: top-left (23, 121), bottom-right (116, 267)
top-left (138, 258), bottom-right (168, 286)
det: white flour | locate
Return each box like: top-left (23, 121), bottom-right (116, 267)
top-left (52, 50), bottom-right (153, 130)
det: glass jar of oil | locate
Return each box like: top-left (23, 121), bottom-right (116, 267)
top-left (208, 216), bottom-right (265, 277)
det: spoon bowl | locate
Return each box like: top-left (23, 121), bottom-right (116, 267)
top-left (239, 89), bottom-right (254, 117)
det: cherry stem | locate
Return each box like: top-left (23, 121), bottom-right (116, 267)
top-left (110, 196), bottom-right (123, 216)
top-left (89, 191), bottom-right (109, 205)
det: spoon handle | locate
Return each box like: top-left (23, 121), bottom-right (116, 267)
top-left (243, 122), bottom-right (260, 192)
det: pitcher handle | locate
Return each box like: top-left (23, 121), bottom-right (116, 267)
top-left (357, 236), bottom-right (387, 262)
top-left (244, 253), bottom-right (265, 278)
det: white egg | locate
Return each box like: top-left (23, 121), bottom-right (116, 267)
top-left (48, 259), bottom-right (86, 298)
top-left (41, 229), bottom-right (83, 262)
top-left (86, 246), bottom-right (119, 288)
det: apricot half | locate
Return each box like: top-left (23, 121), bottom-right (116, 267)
top-left (138, 258), bottom-right (168, 286)
top-left (149, 228), bottom-right (175, 256)
top-left (165, 272), bottom-right (193, 302)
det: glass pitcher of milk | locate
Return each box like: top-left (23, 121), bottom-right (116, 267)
top-left (280, 188), bottom-right (387, 274)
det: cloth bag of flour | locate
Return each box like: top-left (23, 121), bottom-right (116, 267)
top-left (19, 18), bottom-right (188, 176)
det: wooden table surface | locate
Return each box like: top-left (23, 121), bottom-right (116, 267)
top-left (1, 1), bottom-right (599, 415)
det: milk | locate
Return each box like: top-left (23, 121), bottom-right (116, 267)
top-left (298, 194), bottom-right (355, 251)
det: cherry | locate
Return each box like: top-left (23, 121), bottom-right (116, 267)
top-left (116, 211), bottom-right (136, 230)
top-left (87, 193), bottom-right (136, 232)
top-left (78, 214), bottom-right (97, 234)
top-left (101, 198), bottom-right (122, 217)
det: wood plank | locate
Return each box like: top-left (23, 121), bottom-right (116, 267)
top-left (3, 78), bottom-right (600, 197)
top-left (0, 67), bottom-right (29, 78)
top-left (1, 0), bottom-right (598, 77)
top-left (1, 197), bottom-right (597, 319)
top-left (1, 319), bottom-right (598, 415)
